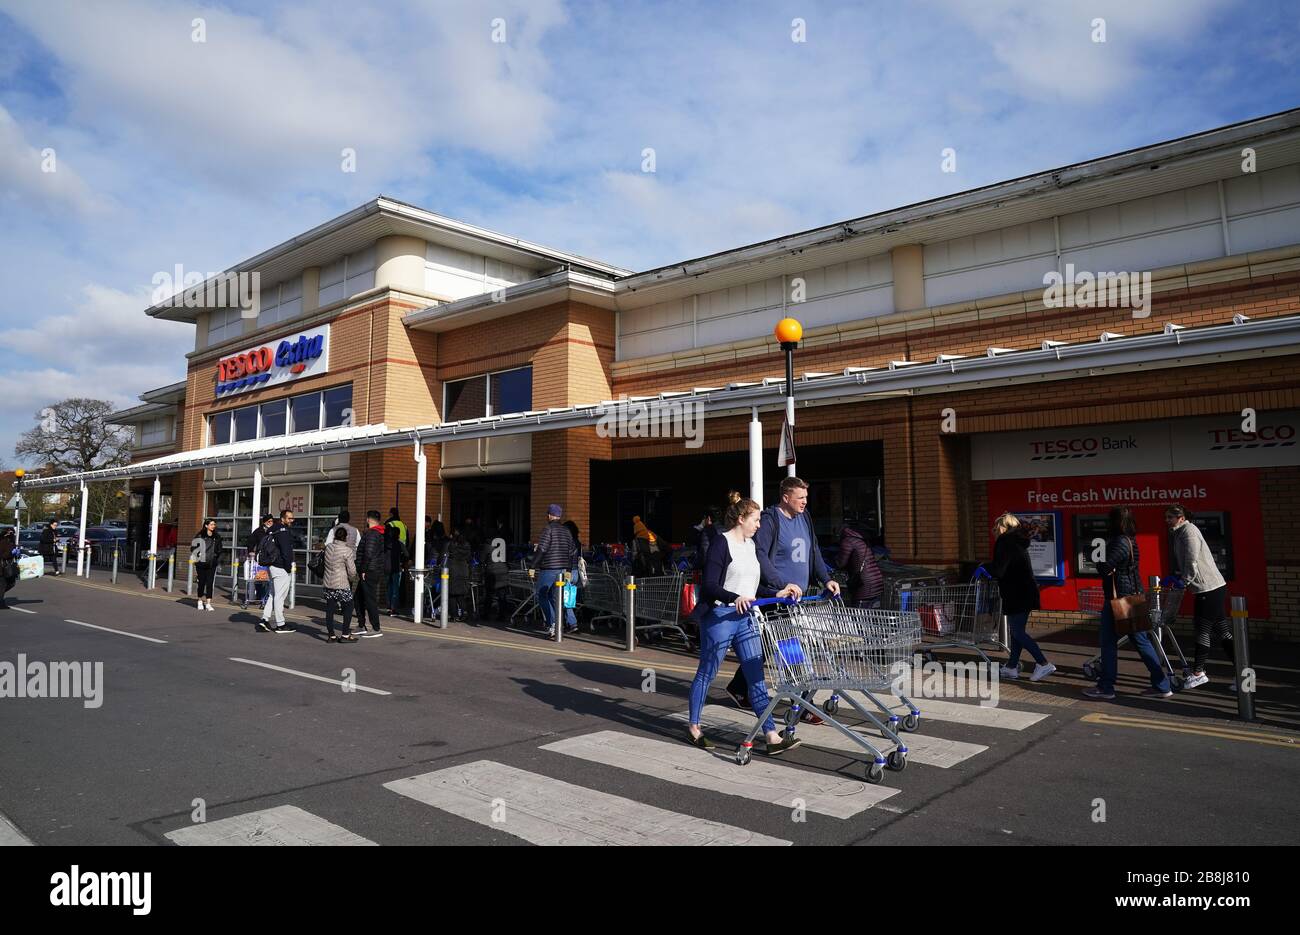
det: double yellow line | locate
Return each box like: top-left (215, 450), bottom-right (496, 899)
top-left (1081, 712), bottom-right (1299, 749)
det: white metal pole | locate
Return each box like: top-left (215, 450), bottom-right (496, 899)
top-left (413, 442), bottom-right (427, 625)
top-left (786, 395), bottom-right (796, 478)
top-left (749, 407), bottom-right (763, 508)
top-left (251, 463), bottom-right (263, 536)
top-left (76, 481), bottom-right (89, 576)
top-left (148, 474), bottom-right (161, 589)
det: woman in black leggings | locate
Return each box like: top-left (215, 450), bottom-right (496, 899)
top-left (190, 519), bottom-right (223, 612)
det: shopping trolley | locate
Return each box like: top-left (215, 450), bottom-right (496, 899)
top-left (1077, 579), bottom-right (1192, 689)
top-left (885, 569), bottom-right (1005, 664)
top-left (736, 594), bottom-right (922, 785)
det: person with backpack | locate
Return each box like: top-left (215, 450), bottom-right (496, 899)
top-left (243, 515), bottom-right (274, 610)
top-left (321, 526), bottom-right (359, 642)
top-left (724, 476), bottom-right (839, 717)
top-left (836, 521), bottom-right (883, 608)
top-left (256, 509), bottom-right (297, 634)
top-left (189, 518), bottom-right (223, 612)
top-left (528, 504), bottom-right (579, 637)
top-left (483, 518), bottom-right (511, 622)
top-left (355, 510), bottom-right (387, 637)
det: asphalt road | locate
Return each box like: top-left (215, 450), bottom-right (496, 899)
top-left (1, 576), bottom-right (1297, 846)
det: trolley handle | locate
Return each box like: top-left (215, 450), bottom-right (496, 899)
top-left (750, 590), bottom-right (839, 608)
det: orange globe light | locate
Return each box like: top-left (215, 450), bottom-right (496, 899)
top-left (774, 317), bottom-right (803, 344)
top-left (13, 468), bottom-right (24, 478)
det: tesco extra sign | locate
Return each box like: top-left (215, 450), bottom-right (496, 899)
top-left (215, 327), bottom-right (330, 396)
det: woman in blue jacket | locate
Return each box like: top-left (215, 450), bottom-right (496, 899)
top-left (685, 497), bottom-right (801, 755)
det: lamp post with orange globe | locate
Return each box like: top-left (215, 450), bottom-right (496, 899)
top-left (11, 467), bottom-right (25, 529)
top-left (774, 317), bottom-right (803, 477)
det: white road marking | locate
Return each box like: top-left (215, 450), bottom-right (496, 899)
top-left (65, 619), bottom-right (167, 644)
top-left (881, 694), bottom-right (1047, 730)
top-left (165, 805), bottom-right (377, 846)
top-left (0, 810), bottom-right (34, 846)
top-left (9, 607), bottom-right (37, 615)
top-left (541, 730), bottom-right (898, 819)
top-left (673, 705), bottom-right (989, 768)
top-left (386, 761), bottom-right (790, 846)
top-left (228, 657), bottom-right (391, 695)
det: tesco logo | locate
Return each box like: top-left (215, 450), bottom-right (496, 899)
top-left (1031, 438), bottom-right (1099, 455)
top-left (215, 332), bottom-right (327, 396)
top-left (1209, 425), bottom-right (1295, 444)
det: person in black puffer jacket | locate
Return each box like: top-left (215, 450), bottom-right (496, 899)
top-left (835, 523), bottom-right (883, 607)
top-left (355, 511), bottom-right (387, 636)
top-left (987, 513), bottom-right (1055, 683)
top-left (1087, 506), bottom-right (1171, 700)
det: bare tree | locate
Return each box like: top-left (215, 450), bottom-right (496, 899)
top-left (15, 398), bottom-right (132, 474)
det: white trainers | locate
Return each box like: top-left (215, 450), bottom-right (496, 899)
top-left (1030, 662), bottom-right (1056, 682)
top-left (1184, 672), bottom-right (1209, 690)
top-left (206, 602), bottom-right (215, 612)
top-left (999, 664), bottom-right (1019, 680)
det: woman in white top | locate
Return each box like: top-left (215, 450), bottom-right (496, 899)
top-left (685, 498), bottom-right (800, 754)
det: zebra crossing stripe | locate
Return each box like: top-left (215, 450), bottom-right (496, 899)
top-left (881, 692), bottom-right (1048, 730)
top-left (673, 705), bottom-right (989, 768)
top-left (541, 730), bottom-right (898, 818)
top-left (164, 805), bottom-right (378, 846)
top-left (385, 760), bottom-right (790, 846)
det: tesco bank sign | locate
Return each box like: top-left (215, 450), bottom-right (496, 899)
top-left (215, 326), bottom-right (330, 397)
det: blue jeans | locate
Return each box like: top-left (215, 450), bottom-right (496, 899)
top-left (536, 570), bottom-right (577, 630)
top-left (1098, 602), bottom-right (1171, 693)
top-left (689, 606), bottom-right (774, 734)
top-left (1006, 611), bottom-right (1046, 667)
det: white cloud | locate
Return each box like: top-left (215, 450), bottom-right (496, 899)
top-left (0, 104), bottom-right (103, 214)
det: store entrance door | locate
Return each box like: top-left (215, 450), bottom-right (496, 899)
top-left (447, 475), bottom-right (530, 544)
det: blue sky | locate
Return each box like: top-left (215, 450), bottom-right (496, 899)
top-left (1, 0), bottom-right (1297, 464)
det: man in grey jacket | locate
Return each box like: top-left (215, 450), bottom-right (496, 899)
top-left (1166, 505), bottom-right (1232, 690)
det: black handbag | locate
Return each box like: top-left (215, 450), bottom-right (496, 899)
top-left (308, 549), bottom-right (326, 579)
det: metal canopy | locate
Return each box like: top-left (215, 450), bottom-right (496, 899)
top-left (23, 313), bottom-right (1300, 490)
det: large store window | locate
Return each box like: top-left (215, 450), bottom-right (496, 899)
top-left (208, 384), bottom-right (353, 445)
top-left (443, 365), bottom-right (532, 421)
top-left (206, 480), bottom-right (349, 587)
top-left (207, 307), bottom-right (243, 346)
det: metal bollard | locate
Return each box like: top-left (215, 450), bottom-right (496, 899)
top-left (147, 552), bottom-right (156, 590)
top-left (554, 576), bottom-right (565, 644)
top-left (166, 553), bottom-right (175, 592)
top-left (83, 546), bottom-right (92, 580)
top-left (440, 568), bottom-right (449, 628)
top-left (1231, 595), bottom-right (1255, 721)
top-left (60, 543), bottom-right (68, 575)
top-left (111, 547), bottom-right (119, 584)
top-left (187, 556), bottom-right (195, 595)
top-left (231, 557), bottom-right (240, 602)
top-left (289, 562), bottom-right (296, 609)
top-left (625, 574), bottom-right (637, 652)
top-left (414, 571), bottom-right (425, 625)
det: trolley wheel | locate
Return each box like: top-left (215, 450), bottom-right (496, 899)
top-left (735, 746), bottom-right (751, 766)
top-left (865, 762), bottom-right (886, 785)
top-left (902, 713), bottom-right (920, 732)
top-left (823, 697), bottom-right (840, 716)
top-left (881, 720), bottom-right (899, 740)
top-left (783, 708), bottom-right (799, 729)
top-left (1081, 662), bottom-right (1098, 680)
top-left (887, 750), bottom-right (907, 772)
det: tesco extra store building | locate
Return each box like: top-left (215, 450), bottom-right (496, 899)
top-left (971, 410), bottom-right (1298, 629)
